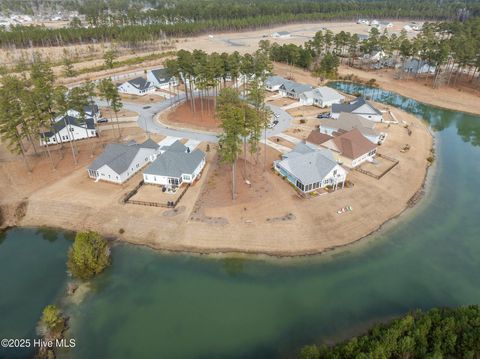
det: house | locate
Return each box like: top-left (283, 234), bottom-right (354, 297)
top-left (143, 140), bottom-right (206, 189)
top-left (370, 20), bottom-right (379, 26)
top-left (307, 128), bottom-right (377, 168)
top-left (279, 81), bottom-right (313, 100)
top-left (274, 142), bottom-right (347, 193)
top-left (41, 115), bottom-right (96, 146)
top-left (332, 97), bottom-right (383, 122)
top-left (364, 50), bottom-right (387, 62)
top-left (403, 59), bottom-right (436, 74)
top-left (117, 77), bottom-right (155, 96)
top-left (356, 33), bottom-right (369, 41)
top-left (87, 139), bottom-right (160, 184)
top-left (66, 104), bottom-right (100, 122)
top-left (265, 75), bottom-right (287, 92)
top-left (320, 113), bottom-right (386, 144)
top-left (147, 68), bottom-right (178, 89)
top-left (379, 21), bottom-right (393, 28)
top-left (299, 87), bottom-right (345, 108)
top-left (271, 31), bottom-right (291, 38)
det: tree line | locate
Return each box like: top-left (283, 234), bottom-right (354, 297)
top-left (1, 0), bottom-right (478, 48)
top-left (263, 17), bottom-right (480, 87)
top-left (298, 305), bottom-right (480, 358)
top-left (0, 55), bottom-right (123, 171)
top-left (164, 49), bottom-right (273, 199)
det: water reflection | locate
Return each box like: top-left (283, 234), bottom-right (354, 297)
top-left (328, 82), bottom-right (480, 147)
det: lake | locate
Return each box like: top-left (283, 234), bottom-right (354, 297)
top-left (1, 83), bottom-right (480, 359)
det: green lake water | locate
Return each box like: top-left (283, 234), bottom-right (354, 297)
top-left (1, 83), bottom-right (480, 359)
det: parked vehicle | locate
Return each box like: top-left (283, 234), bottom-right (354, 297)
top-left (97, 118), bottom-right (109, 123)
top-left (143, 106), bottom-right (151, 109)
top-left (317, 112), bottom-right (331, 119)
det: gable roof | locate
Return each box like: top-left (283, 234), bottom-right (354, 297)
top-left (302, 86), bottom-right (345, 102)
top-left (88, 139), bottom-right (159, 174)
top-left (265, 75), bottom-right (286, 87)
top-left (150, 68), bottom-right (174, 84)
top-left (332, 128), bottom-right (377, 159)
top-left (321, 113), bottom-right (379, 139)
top-left (278, 148), bottom-right (339, 184)
top-left (161, 140), bottom-right (188, 153)
top-left (42, 115), bottom-right (95, 138)
top-left (280, 80), bottom-right (312, 95)
top-left (144, 148), bottom-right (205, 178)
top-left (306, 131), bottom-right (333, 146)
top-left (126, 77), bottom-right (152, 91)
top-left (332, 97), bottom-right (382, 116)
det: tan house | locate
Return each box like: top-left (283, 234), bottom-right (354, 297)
top-left (307, 128), bottom-right (377, 168)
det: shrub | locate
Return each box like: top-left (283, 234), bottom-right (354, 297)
top-left (41, 305), bottom-right (65, 337)
top-left (67, 231), bottom-right (111, 280)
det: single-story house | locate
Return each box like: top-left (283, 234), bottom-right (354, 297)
top-left (265, 75), bottom-right (287, 92)
top-left (271, 31), bottom-right (291, 38)
top-left (299, 87), bottom-right (345, 108)
top-left (87, 139), bottom-right (160, 184)
top-left (403, 59), bottom-right (436, 74)
top-left (147, 68), bottom-right (178, 89)
top-left (356, 33), bottom-right (369, 41)
top-left (364, 50), bottom-right (387, 62)
top-left (320, 112), bottom-right (386, 144)
top-left (279, 81), bottom-right (313, 100)
top-left (143, 140), bottom-right (206, 189)
top-left (307, 128), bottom-right (377, 168)
top-left (41, 115), bottom-right (96, 146)
top-left (332, 97), bottom-right (383, 122)
top-left (379, 21), bottom-right (393, 28)
top-left (66, 104), bottom-right (100, 122)
top-left (274, 142), bottom-right (347, 193)
top-left (118, 77), bottom-right (155, 96)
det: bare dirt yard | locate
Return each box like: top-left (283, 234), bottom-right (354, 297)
top-left (120, 93), bottom-right (166, 105)
top-left (1, 99), bottom-right (433, 256)
top-left (158, 97), bottom-right (220, 132)
top-left (100, 107), bottom-right (139, 122)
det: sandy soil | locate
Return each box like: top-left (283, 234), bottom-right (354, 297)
top-left (159, 98), bottom-right (220, 132)
top-left (119, 93), bottom-right (166, 105)
top-left (100, 107), bottom-right (138, 120)
top-left (0, 99), bottom-right (433, 256)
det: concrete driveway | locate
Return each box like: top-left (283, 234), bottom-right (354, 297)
top-left (96, 93), bottom-right (294, 144)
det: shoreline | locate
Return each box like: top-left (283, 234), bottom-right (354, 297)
top-left (4, 137), bottom-right (436, 260)
top-left (1, 85), bottom-right (438, 258)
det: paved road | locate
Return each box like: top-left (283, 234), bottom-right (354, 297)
top-left (96, 94), bottom-right (293, 143)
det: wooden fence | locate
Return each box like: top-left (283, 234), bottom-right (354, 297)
top-left (355, 153), bottom-right (399, 180)
top-left (122, 180), bottom-right (190, 208)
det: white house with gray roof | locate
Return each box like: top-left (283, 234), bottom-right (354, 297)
top-left (274, 142), bottom-right (346, 193)
top-left (143, 140), bottom-right (206, 189)
top-left (332, 97), bottom-right (383, 122)
top-left (279, 81), bottom-right (313, 100)
top-left (41, 115), bottom-right (96, 146)
top-left (320, 113), bottom-right (386, 144)
top-left (147, 68), bottom-right (178, 89)
top-left (87, 139), bottom-right (159, 183)
top-left (118, 77), bottom-right (155, 96)
top-left (265, 75), bottom-right (287, 92)
top-left (299, 87), bottom-right (345, 108)
top-left (271, 31), bottom-right (291, 38)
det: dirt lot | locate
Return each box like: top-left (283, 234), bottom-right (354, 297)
top-left (0, 97), bottom-right (433, 256)
top-left (100, 107), bottom-right (138, 121)
top-left (120, 93), bottom-right (166, 105)
top-left (159, 97), bottom-right (220, 132)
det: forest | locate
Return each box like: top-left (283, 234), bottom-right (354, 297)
top-left (0, 0), bottom-right (479, 48)
top-left (298, 305), bottom-right (480, 358)
top-left (265, 17), bottom-right (480, 87)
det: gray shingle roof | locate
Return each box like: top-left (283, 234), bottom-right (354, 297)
top-left (161, 140), bottom-right (188, 153)
top-left (265, 75), bottom-right (286, 87)
top-left (321, 113), bottom-right (379, 138)
top-left (88, 139), bottom-right (159, 174)
top-left (280, 80), bottom-right (312, 95)
top-left (42, 115), bottom-right (95, 138)
top-left (128, 77), bottom-right (152, 91)
top-left (144, 148), bottom-right (205, 178)
top-left (279, 148), bottom-right (338, 185)
top-left (150, 68), bottom-right (173, 84)
top-left (332, 97), bottom-right (381, 116)
top-left (302, 86), bottom-right (345, 102)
